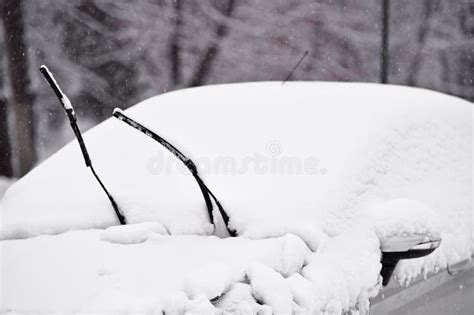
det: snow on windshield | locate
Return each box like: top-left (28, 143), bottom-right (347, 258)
top-left (0, 82), bottom-right (471, 313)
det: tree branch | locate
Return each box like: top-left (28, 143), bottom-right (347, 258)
top-left (188, 0), bottom-right (235, 87)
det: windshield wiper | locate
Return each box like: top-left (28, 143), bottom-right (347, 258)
top-left (39, 65), bottom-right (127, 225)
top-left (113, 108), bottom-right (236, 237)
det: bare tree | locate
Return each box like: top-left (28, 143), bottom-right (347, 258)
top-left (456, 1), bottom-right (474, 101)
top-left (169, 0), bottom-right (183, 86)
top-left (188, 0), bottom-right (236, 87)
top-left (2, 0), bottom-right (36, 176)
top-left (0, 52), bottom-right (13, 177)
top-left (380, 0), bottom-right (390, 83)
top-left (406, 0), bottom-right (438, 86)
top-left (0, 9), bottom-right (13, 177)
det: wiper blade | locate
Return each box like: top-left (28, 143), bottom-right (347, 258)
top-left (113, 108), bottom-right (235, 237)
top-left (39, 65), bottom-right (126, 225)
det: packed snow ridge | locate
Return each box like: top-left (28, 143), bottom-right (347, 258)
top-left (0, 82), bottom-right (472, 314)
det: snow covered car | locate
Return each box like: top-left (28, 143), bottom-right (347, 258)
top-left (0, 82), bottom-right (472, 314)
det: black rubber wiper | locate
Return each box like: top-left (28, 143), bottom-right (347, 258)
top-left (113, 108), bottom-right (236, 236)
top-left (39, 65), bottom-right (126, 225)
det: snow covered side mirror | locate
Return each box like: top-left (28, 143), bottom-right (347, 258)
top-left (380, 237), bottom-right (441, 286)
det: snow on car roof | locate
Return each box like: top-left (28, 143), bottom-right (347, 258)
top-left (0, 82), bottom-right (471, 313)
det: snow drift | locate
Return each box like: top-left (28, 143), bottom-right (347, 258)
top-left (0, 82), bottom-right (471, 313)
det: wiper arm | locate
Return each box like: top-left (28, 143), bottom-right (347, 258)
top-left (39, 65), bottom-right (126, 225)
top-left (113, 108), bottom-right (236, 237)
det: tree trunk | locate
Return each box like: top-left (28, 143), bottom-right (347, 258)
top-left (458, 2), bottom-right (474, 102)
top-left (380, 0), bottom-right (390, 84)
top-left (188, 0), bottom-right (235, 87)
top-left (406, 0), bottom-right (435, 86)
top-left (2, 0), bottom-right (36, 176)
top-left (0, 19), bottom-right (13, 177)
top-left (169, 0), bottom-right (183, 86)
top-left (0, 93), bottom-right (13, 178)
top-left (439, 50), bottom-right (450, 95)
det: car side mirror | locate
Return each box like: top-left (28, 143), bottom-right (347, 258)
top-left (380, 237), bottom-right (441, 286)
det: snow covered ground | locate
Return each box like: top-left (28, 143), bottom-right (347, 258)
top-left (0, 82), bottom-right (471, 313)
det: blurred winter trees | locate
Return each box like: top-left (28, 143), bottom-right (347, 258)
top-left (0, 0), bottom-right (472, 177)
